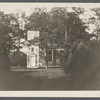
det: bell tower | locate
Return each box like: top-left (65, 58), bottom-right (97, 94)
top-left (27, 31), bottom-right (39, 68)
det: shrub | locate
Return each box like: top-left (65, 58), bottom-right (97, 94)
top-left (62, 40), bottom-right (99, 78)
top-left (10, 51), bottom-right (27, 67)
top-left (0, 52), bottom-right (10, 71)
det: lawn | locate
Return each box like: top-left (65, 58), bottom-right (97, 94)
top-left (0, 60), bottom-right (99, 90)
top-left (0, 68), bottom-right (71, 90)
top-left (0, 66), bottom-right (99, 90)
top-left (0, 54), bottom-right (72, 90)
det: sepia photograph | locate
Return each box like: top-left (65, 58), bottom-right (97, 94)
top-left (0, 3), bottom-right (100, 93)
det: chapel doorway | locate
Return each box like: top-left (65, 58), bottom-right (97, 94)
top-left (30, 55), bottom-right (35, 67)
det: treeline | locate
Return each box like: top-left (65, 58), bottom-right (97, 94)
top-left (0, 7), bottom-right (100, 73)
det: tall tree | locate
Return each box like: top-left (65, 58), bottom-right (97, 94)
top-left (0, 10), bottom-right (26, 58)
top-left (0, 11), bottom-right (21, 70)
top-left (49, 7), bottom-right (68, 48)
top-left (26, 8), bottom-right (51, 48)
top-left (13, 9), bottom-right (27, 51)
top-left (0, 11), bottom-right (15, 54)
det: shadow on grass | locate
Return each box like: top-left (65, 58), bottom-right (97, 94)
top-left (0, 70), bottom-right (71, 90)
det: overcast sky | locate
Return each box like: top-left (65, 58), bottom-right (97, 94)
top-left (0, 3), bottom-right (98, 34)
top-left (0, 3), bottom-right (100, 16)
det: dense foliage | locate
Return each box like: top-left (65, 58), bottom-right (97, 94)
top-left (0, 7), bottom-right (100, 73)
top-left (25, 7), bottom-right (98, 75)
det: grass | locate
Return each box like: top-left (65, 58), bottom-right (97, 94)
top-left (0, 68), bottom-right (71, 90)
top-left (0, 53), bottom-right (100, 90)
top-left (0, 54), bottom-right (71, 90)
top-left (0, 65), bottom-right (100, 90)
top-left (0, 65), bottom-right (99, 90)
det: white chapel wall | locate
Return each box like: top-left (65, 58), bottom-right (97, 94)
top-left (27, 31), bottom-right (39, 68)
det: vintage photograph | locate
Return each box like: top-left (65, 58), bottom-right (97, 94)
top-left (0, 3), bottom-right (100, 91)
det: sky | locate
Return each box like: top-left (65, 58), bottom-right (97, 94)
top-left (0, 3), bottom-right (100, 16)
top-left (0, 3), bottom-right (99, 34)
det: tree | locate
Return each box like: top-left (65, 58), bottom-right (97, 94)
top-left (61, 8), bottom-right (97, 76)
top-left (13, 9), bottom-right (27, 51)
top-left (49, 7), bottom-right (92, 48)
top-left (0, 11), bottom-right (14, 54)
top-left (26, 8), bottom-right (51, 46)
top-left (88, 8), bottom-right (100, 40)
top-left (48, 7), bottom-right (68, 48)
top-left (67, 12), bottom-right (89, 43)
top-left (0, 10), bottom-right (27, 69)
top-left (26, 7), bottom-right (89, 48)
top-left (26, 7), bottom-right (94, 68)
top-left (0, 11), bottom-right (20, 70)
